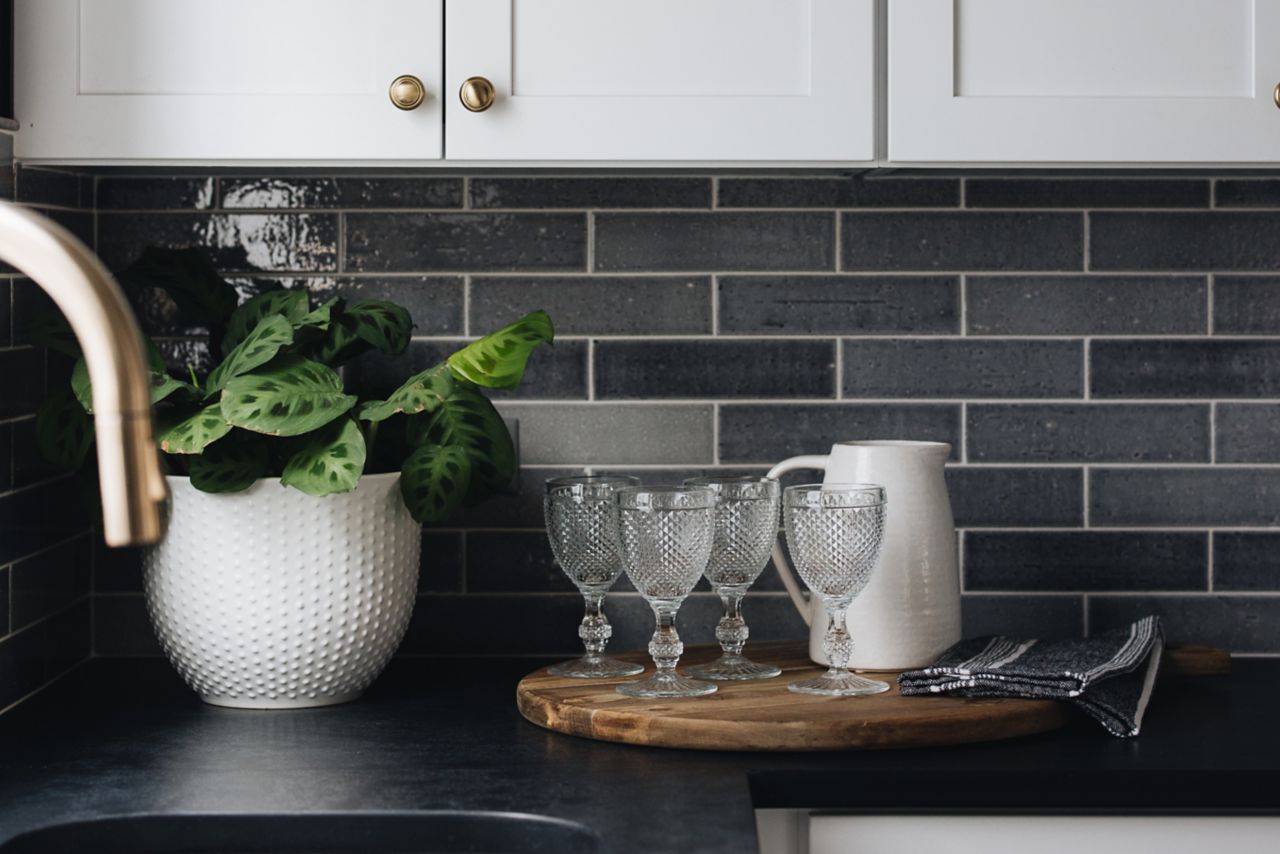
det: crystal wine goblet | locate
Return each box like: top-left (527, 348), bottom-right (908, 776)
top-left (614, 485), bottom-right (718, 698)
top-left (543, 475), bottom-right (645, 678)
top-left (782, 483), bottom-right (889, 697)
top-left (682, 476), bottom-right (782, 681)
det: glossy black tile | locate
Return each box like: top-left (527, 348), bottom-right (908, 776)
top-left (402, 593), bottom-right (586, 656)
top-left (967, 275), bottom-right (1206, 335)
top-left (92, 595), bottom-right (161, 657)
top-left (0, 421), bottom-right (11, 492)
top-left (0, 479), bottom-right (89, 566)
top-left (1213, 533), bottom-right (1280, 592)
top-left (842, 212), bottom-right (1083, 271)
top-left (960, 595), bottom-right (1084, 639)
top-left (9, 537), bottom-right (91, 630)
top-left (967, 404), bottom-right (1210, 463)
top-left (595, 339), bottom-right (835, 399)
top-left (843, 339), bottom-right (1082, 399)
top-left (465, 530), bottom-right (572, 594)
top-left (1214, 179), bottom-right (1280, 208)
top-left (965, 531), bottom-right (1206, 592)
top-left (0, 348), bottom-right (44, 420)
top-left (717, 403), bottom-right (961, 463)
top-left (0, 278), bottom-right (10, 347)
top-left (11, 417), bottom-right (65, 489)
top-left (1091, 212), bottom-right (1280, 271)
top-left (10, 279), bottom-right (56, 348)
top-left (966, 178), bottom-right (1208, 209)
top-left (470, 177), bottom-right (710, 209)
top-left (947, 467), bottom-right (1083, 528)
top-left (718, 275), bottom-right (959, 335)
top-left (594, 212), bottom-right (834, 272)
top-left (98, 213), bottom-right (339, 272)
top-left (1216, 404), bottom-right (1280, 463)
top-left (92, 541), bottom-right (143, 594)
top-left (0, 600), bottom-right (90, 707)
top-left (1089, 595), bottom-right (1280, 651)
top-left (718, 176), bottom-right (959, 208)
top-left (1212, 276), bottom-right (1280, 334)
top-left (1091, 340), bottom-right (1280, 398)
top-left (420, 530), bottom-right (464, 594)
top-left (470, 276), bottom-right (712, 335)
top-left (1090, 468), bottom-right (1280, 527)
top-left (15, 166), bottom-right (86, 209)
top-left (345, 212), bottom-right (585, 272)
top-left (0, 568), bottom-right (8, 637)
top-left (222, 177), bottom-right (463, 209)
top-left (96, 177), bottom-right (215, 210)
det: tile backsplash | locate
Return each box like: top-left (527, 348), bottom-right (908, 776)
top-left (9, 166), bottom-right (1280, 713)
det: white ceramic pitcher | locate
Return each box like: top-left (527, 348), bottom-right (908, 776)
top-left (767, 440), bottom-right (961, 670)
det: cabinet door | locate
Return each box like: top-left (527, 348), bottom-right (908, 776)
top-left (889, 0), bottom-right (1280, 164)
top-left (15, 0), bottom-right (442, 162)
top-left (445, 0), bottom-right (874, 162)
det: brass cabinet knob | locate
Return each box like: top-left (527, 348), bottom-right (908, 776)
top-left (1275, 82), bottom-right (1280, 110)
top-left (389, 75), bottom-right (426, 110)
top-left (459, 76), bottom-right (497, 112)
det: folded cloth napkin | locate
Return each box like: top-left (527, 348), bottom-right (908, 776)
top-left (898, 616), bottom-right (1164, 737)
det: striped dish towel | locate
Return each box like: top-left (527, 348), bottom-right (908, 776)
top-left (898, 616), bottom-right (1164, 737)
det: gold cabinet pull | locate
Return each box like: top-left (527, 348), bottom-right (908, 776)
top-left (1274, 82), bottom-right (1280, 110)
top-left (389, 75), bottom-right (426, 110)
top-left (459, 76), bottom-right (497, 112)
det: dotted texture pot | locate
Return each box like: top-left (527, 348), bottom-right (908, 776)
top-left (143, 473), bottom-right (420, 709)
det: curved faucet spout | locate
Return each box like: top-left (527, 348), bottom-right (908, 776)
top-left (0, 201), bottom-right (166, 546)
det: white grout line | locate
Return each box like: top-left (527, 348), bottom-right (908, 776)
top-left (709, 274), bottom-right (720, 335)
top-left (1082, 211), bottom-right (1091, 272)
top-left (1209, 401), bottom-right (1218, 463)
top-left (1082, 466), bottom-right (1091, 528)
top-left (958, 273), bottom-right (968, 335)
top-left (1207, 530), bottom-right (1215, 592)
top-left (1207, 273), bottom-right (1216, 334)
top-left (834, 338), bottom-right (844, 400)
top-left (586, 339), bottom-right (595, 401)
top-left (711, 402), bottom-right (720, 465)
top-left (585, 210), bottom-right (595, 273)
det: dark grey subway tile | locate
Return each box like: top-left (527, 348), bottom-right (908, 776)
top-left (470, 177), bottom-right (710, 209)
top-left (9, 537), bottom-right (91, 630)
top-left (842, 212), bottom-right (1083, 271)
top-left (419, 530), bottom-right (464, 594)
top-left (92, 595), bottom-right (161, 657)
top-left (843, 339), bottom-right (1082, 399)
top-left (718, 275), bottom-right (958, 335)
top-left (92, 540), bottom-right (143, 593)
top-left (37, 209), bottom-right (93, 250)
top-left (402, 593), bottom-right (592, 656)
top-left (446, 467), bottom-right (583, 529)
top-left (1090, 468), bottom-right (1280, 527)
top-left (496, 403), bottom-right (714, 465)
top-left (960, 595), bottom-right (1084, 639)
top-left (0, 480), bottom-right (88, 566)
top-left (594, 212), bottom-right (833, 272)
top-left (470, 276), bottom-right (711, 335)
top-left (305, 276), bottom-right (466, 336)
top-left (947, 467), bottom-right (1083, 528)
top-left (1217, 404), bottom-right (1280, 463)
top-left (0, 600), bottom-right (91, 707)
top-left (1214, 179), bottom-right (1280, 208)
top-left (95, 177), bottom-right (215, 210)
top-left (0, 278), bottom-right (10, 347)
top-left (967, 404), bottom-right (1209, 463)
top-left (98, 212), bottom-right (339, 272)
top-left (1091, 340), bottom-right (1280, 398)
top-left (1213, 533), bottom-right (1280, 592)
top-left (15, 166), bottom-right (85, 209)
top-left (595, 339), bottom-right (835, 400)
top-left (1091, 212), bottom-right (1280, 271)
top-left (1213, 276), bottom-right (1280, 334)
top-left (718, 403), bottom-right (961, 463)
top-left (717, 177), bottom-right (959, 209)
top-left (1089, 596), bottom-right (1280, 652)
top-left (965, 532), bottom-right (1206, 592)
top-left (0, 348), bottom-right (44, 420)
top-left (465, 530), bottom-right (573, 593)
top-left (10, 278), bottom-right (56, 348)
top-left (965, 178), bottom-right (1208, 209)
top-left (12, 418), bottom-right (66, 489)
top-left (0, 568), bottom-right (8, 636)
top-left (0, 421), bottom-right (11, 492)
top-left (344, 338), bottom-right (587, 401)
top-left (345, 212), bottom-right (585, 273)
top-left (222, 177), bottom-right (463, 209)
top-left (967, 275), bottom-right (1206, 335)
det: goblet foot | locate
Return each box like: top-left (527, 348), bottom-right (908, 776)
top-left (686, 653), bottom-right (782, 681)
top-left (788, 669), bottom-right (889, 697)
top-left (617, 670), bottom-right (717, 698)
top-left (548, 655), bottom-right (644, 679)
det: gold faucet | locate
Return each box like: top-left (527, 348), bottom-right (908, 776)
top-left (0, 201), bottom-right (166, 546)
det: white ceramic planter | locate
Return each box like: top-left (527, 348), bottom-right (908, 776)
top-left (143, 472), bottom-right (420, 709)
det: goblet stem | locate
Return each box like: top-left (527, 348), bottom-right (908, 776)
top-left (578, 590), bottom-right (611, 659)
top-left (649, 603), bottom-right (684, 674)
top-left (715, 589), bottom-right (748, 656)
top-left (823, 602), bottom-right (854, 676)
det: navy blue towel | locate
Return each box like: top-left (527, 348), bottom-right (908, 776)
top-left (898, 616), bottom-right (1164, 737)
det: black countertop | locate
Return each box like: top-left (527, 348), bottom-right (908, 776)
top-left (0, 657), bottom-right (1277, 853)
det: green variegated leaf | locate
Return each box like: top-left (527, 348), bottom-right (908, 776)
top-left (345, 300), bottom-right (412, 354)
top-left (358, 363), bottom-right (454, 423)
top-left (116, 246), bottom-right (238, 326)
top-left (280, 417), bottom-right (367, 496)
top-left (400, 443), bottom-right (471, 523)
top-left (71, 356), bottom-right (196, 414)
top-left (35, 387), bottom-right (94, 470)
top-left (220, 356), bottom-right (356, 437)
top-left (156, 402), bottom-right (232, 454)
top-left (204, 315), bottom-right (294, 395)
top-left (222, 289), bottom-right (310, 355)
top-left (446, 310), bottom-right (553, 390)
top-left (407, 382), bottom-right (515, 501)
top-left (188, 435), bottom-right (269, 493)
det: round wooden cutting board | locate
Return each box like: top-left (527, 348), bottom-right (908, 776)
top-left (517, 640), bottom-right (1070, 752)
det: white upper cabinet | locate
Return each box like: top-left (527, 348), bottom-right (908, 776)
top-left (888, 0), bottom-right (1280, 164)
top-left (14, 0), bottom-right (444, 162)
top-left (443, 0), bottom-right (875, 162)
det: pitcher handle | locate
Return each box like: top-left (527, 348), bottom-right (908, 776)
top-left (765, 454), bottom-right (829, 627)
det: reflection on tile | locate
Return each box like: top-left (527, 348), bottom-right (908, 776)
top-left (222, 177), bottom-right (463, 209)
top-left (98, 213), bottom-right (339, 272)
